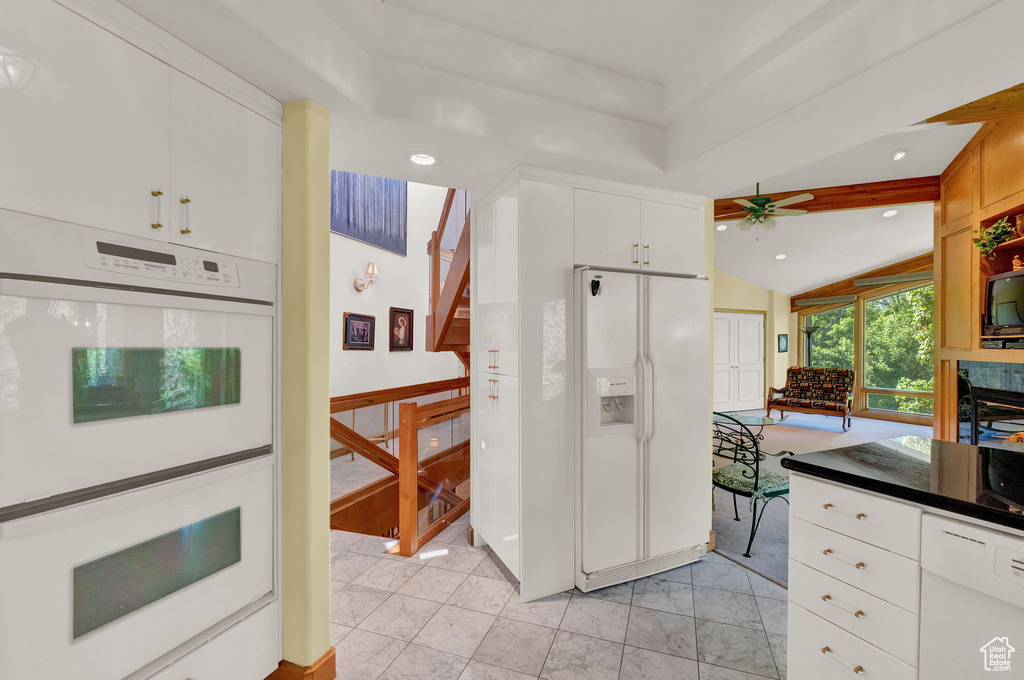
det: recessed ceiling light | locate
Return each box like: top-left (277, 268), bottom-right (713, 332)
top-left (775, 254), bottom-right (787, 260)
top-left (882, 209), bottom-right (900, 218)
top-left (890, 148), bottom-right (908, 161)
top-left (716, 224), bottom-right (728, 231)
top-left (410, 153), bottom-right (436, 166)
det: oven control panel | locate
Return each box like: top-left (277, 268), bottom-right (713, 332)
top-left (81, 238), bottom-right (240, 288)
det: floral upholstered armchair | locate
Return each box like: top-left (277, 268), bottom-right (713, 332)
top-left (766, 367), bottom-right (855, 431)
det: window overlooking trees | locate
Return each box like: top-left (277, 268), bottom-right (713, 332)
top-left (799, 282), bottom-right (934, 420)
top-left (806, 304), bottom-right (854, 370)
top-left (865, 284), bottom-right (934, 415)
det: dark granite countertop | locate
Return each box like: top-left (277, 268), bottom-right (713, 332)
top-left (781, 436), bottom-right (1024, 533)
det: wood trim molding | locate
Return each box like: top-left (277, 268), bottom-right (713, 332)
top-left (790, 252), bottom-right (933, 312)
top-left (266, 647), bottom-right (336, 680)
top-left (926, 83), bottom-right (1024, 126)
top-left (714, 176), bottom-right (940, 220)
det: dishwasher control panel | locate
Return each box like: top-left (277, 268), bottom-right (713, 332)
top-left (82, 238), bottom-right (240, 287)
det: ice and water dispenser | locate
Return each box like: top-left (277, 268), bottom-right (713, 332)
top-left (587, 369), bottom-right (637, 436)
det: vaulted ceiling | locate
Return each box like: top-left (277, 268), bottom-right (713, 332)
top-left (122, 0), bottom-right (1024, 198)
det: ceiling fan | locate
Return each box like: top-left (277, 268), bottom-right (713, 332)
top-left (720, 183), bottom-right (814, 231)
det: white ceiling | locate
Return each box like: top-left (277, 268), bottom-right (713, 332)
top-left (726, 122), bottom-right (982, 197)
top-left (713, 203), bottom-right (934, 296)
top-left (382, 0), bottom-right (765, 85)
top-left (120, 0), bottom-right (1024, 198)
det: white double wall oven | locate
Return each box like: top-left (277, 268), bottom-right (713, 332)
top-left (0, 211), bottom-right (279, 679)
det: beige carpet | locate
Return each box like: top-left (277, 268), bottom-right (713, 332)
top-left (712, 411), bottom-right (933, 586)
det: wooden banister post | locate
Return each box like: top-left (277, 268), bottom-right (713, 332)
top-left (398, 402), bottom-right (419, 557)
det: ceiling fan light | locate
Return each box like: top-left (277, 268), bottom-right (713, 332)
top-left (762, 215), bottom-right (777, 230)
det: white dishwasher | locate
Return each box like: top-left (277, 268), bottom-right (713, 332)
top-left (920, 514), bottom-right (1024, 679)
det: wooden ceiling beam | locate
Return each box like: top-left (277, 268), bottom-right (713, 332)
top-left (926, 83), bottom-right (1024, 126)
top-left (714, 176), bottom-right (940, 221)
top-left (790, 252), bottom-right (933, 313)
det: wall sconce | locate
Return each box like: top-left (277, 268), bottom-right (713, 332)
top-left (353, 262), bottom-right (378, 291)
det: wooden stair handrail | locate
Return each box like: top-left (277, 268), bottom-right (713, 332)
top-left (397, 401), bottom-right (469, 556)
top-left (432, 212), bottom-right (471, 350)
top-left (331, 377), bottom-right (469, 413)
top-left (415, 394), bottom-right (470, 427)
top-left (329, 417), bottom-right (462, 506)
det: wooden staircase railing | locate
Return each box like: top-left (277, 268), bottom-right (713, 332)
top-left (426, 188), bottom-right (471, 354)
top-left (329, 378), bottom-right (470, 545)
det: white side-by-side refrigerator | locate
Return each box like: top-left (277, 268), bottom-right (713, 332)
top-left (575, 267), bottom-right (711, 592)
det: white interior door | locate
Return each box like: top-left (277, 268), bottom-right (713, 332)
top-left (734, 315), bottom-right (765, 410)
top-left (712, 312), bottom-right (764, 412)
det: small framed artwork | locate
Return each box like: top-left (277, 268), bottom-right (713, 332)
top-left (778, 333), bottom-right (789, 353)
top-left (389, 307), bottom-right (414, 351)
top-left (343, 312), bottom-right (375, 350)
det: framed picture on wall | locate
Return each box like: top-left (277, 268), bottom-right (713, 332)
top-left (778, 333), bottom-right (789, 353)
top-left (389, 307), bottom-right (414, 351)
top-left (343, 312), bottom-right (375, 350)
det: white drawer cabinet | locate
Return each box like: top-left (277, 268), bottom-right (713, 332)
top-left (0, 0), bottom-right (171, 240)
top-left (789, 560), bottom-right (919, 665)
top-left (145, 603), bottom-right (279, 680)
top-left (789, 604), bottom-right (917, 680)
top-left (790, 474), bottom-right (921, 559)
top-left (790, 517), bottom-right (920, 614)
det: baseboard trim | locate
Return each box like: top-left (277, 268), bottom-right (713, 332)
top-left (265, 647), bottom-right (336, 680)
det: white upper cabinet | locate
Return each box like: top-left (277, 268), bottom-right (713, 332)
top-left (0, 1), bottom-right (281, 263)
top-left (0, 0), bottom-right (171, 240)
top-left (476, 184), bottom-right (519, 377)
top-left (169, 72), bottom-right (281, 263)
top-left (574, 189), bottom-right (641, 269)
top-left (640, 200), bottom-right (704, 276)
top-left (574, 188), bottom-right (704, 275)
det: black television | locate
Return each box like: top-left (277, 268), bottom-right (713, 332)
top-left (985, 269), bottom-right (1024, 335)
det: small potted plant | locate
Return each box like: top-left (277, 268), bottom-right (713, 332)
top-left (974, 216), bottom-right (1015, 260)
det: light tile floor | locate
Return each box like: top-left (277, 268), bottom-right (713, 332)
top-left (330, 524), bottom-right (788, 680)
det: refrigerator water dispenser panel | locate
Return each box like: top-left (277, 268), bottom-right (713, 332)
top-left (588, 370), bottom-right (637, 435)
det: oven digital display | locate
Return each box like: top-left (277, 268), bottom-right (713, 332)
top-left (203, 261), bottom-right (219, 272)
top-left (71, 348), bottom-right (241, 424)
top-left (96, 241), bottom-right (176, 266)
top-left (73, 507), bottom-right (242, 639)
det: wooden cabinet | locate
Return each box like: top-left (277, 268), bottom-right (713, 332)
top-left (0, 0), bottom-right (280, 263)
top-left (0, 0), bottom-right (172, 240)
top-left (573, 188), bottom-right (704, 275)
top-left (168, 72), bottom-right (280, 263)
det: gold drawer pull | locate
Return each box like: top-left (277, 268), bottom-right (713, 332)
top-left (822, 548), bottom-right (866, 570)
top-left (823, 503), bottom-right (867, 520)
top-left (821, 647), bottom-right (864, 674)
top-left (821, 594), bottom-right (866, 618)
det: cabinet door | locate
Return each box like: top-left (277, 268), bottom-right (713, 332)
top-left (491, 187), bottom-right (519, 376)
top-left (0, 0), bottom-right (170, 239)
top-left (640, 200), bottom-right (704, 275)
top-left (474, 201), bottom-right (498, 376)
top-left (574, 189), bottom-right (640, 270)
top-left (169, 72), bottom-right (281, 263)
top-left (474, 375), bottom-right (520, 578)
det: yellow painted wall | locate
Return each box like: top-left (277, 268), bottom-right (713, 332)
top-left (712, 268), bottom-right (795, 389)
top-left (281, 100), bottom-right (332, 667)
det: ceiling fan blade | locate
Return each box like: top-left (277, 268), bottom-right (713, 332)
top-left (733, 198), bottom-right (757, 209)
top-left (769, 192), bottom-right (814, 208)
top-left (717, 211), bottom-right (748, 218)
top-left (769, 208), bottom-right (807, 216)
